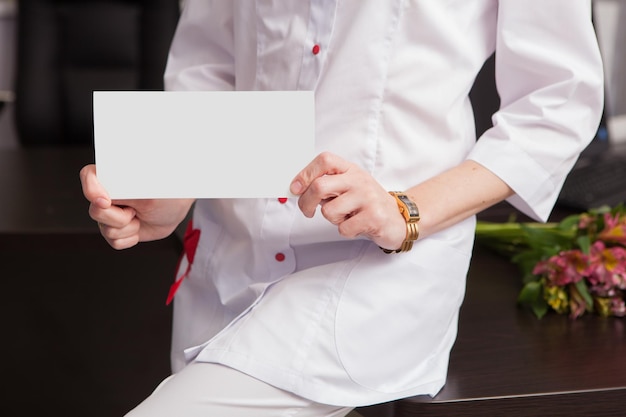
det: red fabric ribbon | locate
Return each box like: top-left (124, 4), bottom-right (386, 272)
top-left (166, 220), bottom-right (201, 305)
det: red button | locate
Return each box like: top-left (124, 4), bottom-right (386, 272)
top-left (312, 44), bottom-right (320, 55)
top-left (275, 252), bottom-right (286, 262)
top-left (278, 197), bottom-right (288, 204)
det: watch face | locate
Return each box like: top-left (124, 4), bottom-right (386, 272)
top-left (397, 194), bottom-right (420, 218)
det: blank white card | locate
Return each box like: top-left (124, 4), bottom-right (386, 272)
top-left (93, 91), bottom-right (315, 199)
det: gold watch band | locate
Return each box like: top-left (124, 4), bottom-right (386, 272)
top-left (381, 192), bottom-right (420, 254)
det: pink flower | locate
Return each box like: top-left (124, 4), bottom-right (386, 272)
top-left (597, 212), bottom-right (626, 245)
top-left (578, 213), bottom-right (595, 230)
top-left (533, 250), bottom-right (588, 286)
top-left (587, 241), bottom-right (626, 296)
top-left (611, 297), bottom-right (626, 317)
top-left (477, 205), bottom-right (626, 319)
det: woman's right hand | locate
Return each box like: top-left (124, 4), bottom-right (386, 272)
top-left (79, 164), bottom-right (195, 250)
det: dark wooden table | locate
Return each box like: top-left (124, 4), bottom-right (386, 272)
top-left (1, 147), bottom-right (181, 416)
top-left (0, 146), bottom-right (96, 233)
top-left (392, 243), bottom-right (626, 416)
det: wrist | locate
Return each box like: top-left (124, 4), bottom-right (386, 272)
top-left (380, 191), bottom-right (420, 254)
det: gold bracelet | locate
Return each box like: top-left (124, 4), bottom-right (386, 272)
top-left (380, 191), bottom-right (420, 254)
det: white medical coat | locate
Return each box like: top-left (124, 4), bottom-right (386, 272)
top-left (163, 0), bottom-right (604, 407)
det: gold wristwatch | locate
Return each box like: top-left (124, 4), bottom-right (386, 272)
top-left (381, 191), bottom-right (420, 254)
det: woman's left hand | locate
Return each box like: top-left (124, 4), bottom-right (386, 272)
top-left (290, 152), bottom-right (407, 251)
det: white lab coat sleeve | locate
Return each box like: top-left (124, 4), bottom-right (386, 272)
top-left (164, 0), bottom-right (235, 91)
top-left (467, 0), bottom-right (604, 221)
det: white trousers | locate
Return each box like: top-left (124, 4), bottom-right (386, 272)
top-left (124, 362), bottom-right (354, 417)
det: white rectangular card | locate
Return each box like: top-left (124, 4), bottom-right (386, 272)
top-left (93, 90), bottom-right (315, 199)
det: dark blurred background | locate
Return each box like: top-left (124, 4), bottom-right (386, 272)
top-left (0, 1), bottom-right (182, 415)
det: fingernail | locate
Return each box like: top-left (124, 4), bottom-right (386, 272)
top-left (95, 197), bottom-right (110, 208)
top-left (290, 180), bottom-right (303, 195)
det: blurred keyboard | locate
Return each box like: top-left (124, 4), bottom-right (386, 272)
top-left (557, 156), bottom-right (626, 211)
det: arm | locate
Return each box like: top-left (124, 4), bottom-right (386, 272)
top-left (291, 1), bottom-right (603, 251)
top-left (290, 154), bottom-right (512, 251)
top-left (469, 0), bottom-right (604, 221)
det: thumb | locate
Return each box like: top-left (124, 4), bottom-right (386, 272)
top-left (79, 164), bottom-right (111, 209)
top-left (290, 152), bottom-right (349, 195)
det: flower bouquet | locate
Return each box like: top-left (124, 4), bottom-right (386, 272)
top-left (475, 205), bottom-right (626, 319)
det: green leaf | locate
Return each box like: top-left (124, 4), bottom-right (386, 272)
top-left (519, 224), bottom-right (574, 253)
top-left (518, 281), bottom-right (548, 319)
top-left (574, 279), bottom-right (594, 309)
top-left (558, 214), bottom-right (581, 230)
top-left (531, 301), bottom-right (549, 319)
top-left (576, 235), bottom-right (591, 255)
top-left (512, 250), bottom-right (544, 283)
top-left (592, 205), bottom-right (613, 215)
